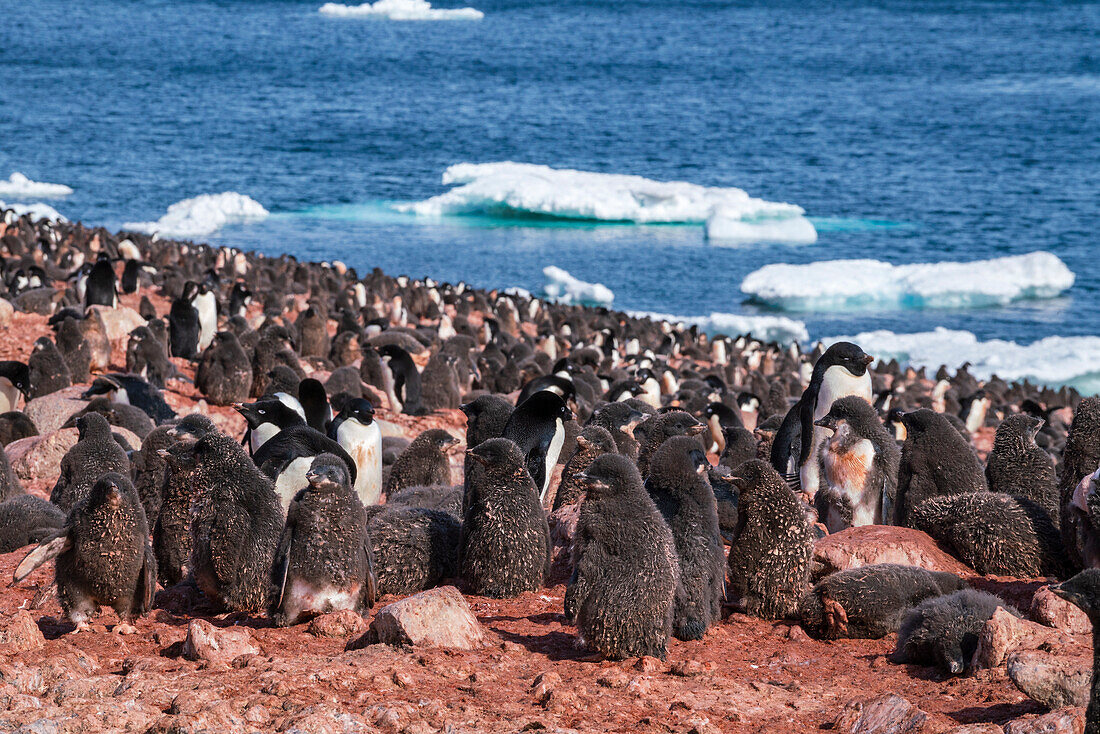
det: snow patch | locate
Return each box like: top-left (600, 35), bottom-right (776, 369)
top-left (123, 192), bottom-right (269, 239)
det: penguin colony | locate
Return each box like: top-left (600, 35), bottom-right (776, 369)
top-left (1, 210), bottom-right (1100, 725)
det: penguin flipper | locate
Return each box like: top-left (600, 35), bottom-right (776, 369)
top-left (13, 531), bottom-right (71, 584)
top-left (271, 510), bottom-right (296, 612)
top-left (783, 472), bottom-right (802, 493)
top-left (136, 541), bottom-right (156, 615)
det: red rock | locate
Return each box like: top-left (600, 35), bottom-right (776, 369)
top-left (943, 726), bottom-right (1004, 734)
top-left (832, 694), bottom-right (928, 734)
top-left (182, 619), bottom-right (260, 665)
top-left (1002, 708), bottom-right (1085, 734)
top-left (973, 607), bottom-right (1075, 669)
top-left (0, 299), bottom-right (13, 329)
top-left (364, 586), bottom-right (489, 650)
top-left (307, 609), bottom-right (367, 638)
top-left (813, 526), bottom-right (974, 578)
top-left (86, 305), bottom-right (145, 342)
top-left (7, 428), bottom-right (77, 483)
top-left (1007, 650), bottom-right (1091, 710)
top-left (22, 386), bottom-right (88, 435)
top-left (0, 610), bottom-right (44, 653)
top-left (1031, 586), bottom-right (1092, 635)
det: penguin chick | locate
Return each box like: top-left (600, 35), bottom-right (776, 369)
top-left (986, 413), bottom-right (1059, 519)
top-left (174, 431), bottom-right (283, 613)
top-left (635, 410), bottom-right (705, 477)
top-left (15, 473), bottom-right (154, 634)
top-left (195, 331), bottom-right (253, 406)
top-left (27, 336), bottom-right (71, 399)
top-left (645, 436), bottom-right (725, 641)
top-left (718, 426), bottom-right (757, 471)
top-left (894, 589), bottom-right (1018, 676)
top-left (0, 441), bottom-right (23, 503)
top-left (587, 401), bottom-right (647, 459)
top-left (565, 453), bottom-right (679, 660)
top-left (1049, 569), bottom-right (1100, 734)
top-left (910, 491), bottom-right (1068, 578)
top-left (461, 394), bottom-right (513, 449)
top-left (367, 505), bottom-right (461, 595)
top-left (270, 454), bottom-right (376, 626)
top-left (384, 429), bottom-right (458, 497)
top-left (125, 326), bottom-right (179, 389)
top-left (813, 395), bottom-right (900, 531)
top-left (896, 409), bottom-right (986, 527)
top-left (552, 424), bottom-right (616, 510)
top-left (50, 413), bottom-right (130, 512)
top-left (1061, 398), bottom-right (1100, 570)
top-left (385, 484), bottom-right (463, 518)
top-left (420, 352), bottom-right (462, 411)
top-left (727, 460), bottom-right (813, 620)
top-left (0, 411), bottom-right (38, 447)
top-left (0, 494), bottom-right (65, 553)
top-left (799, 564), bottom-right (965, 640)
top-left (460, 438), bottom-right (550, 598)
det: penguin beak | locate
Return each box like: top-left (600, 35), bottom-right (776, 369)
top-left (576, 435), bottom-right (591, 449)
top-left (814, 416), bottom-right (837, 431)
top-left (466, 449), bottom-right (491, 468)
top-left (862, 354), bottom-right (874, 366)
top-left (156, 449), bottom-right (171, 460)
top-left (686, 424), bottom-right (706, 437)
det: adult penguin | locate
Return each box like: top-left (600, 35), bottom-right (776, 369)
top-left (84, 252), bottom-right (118, 308)
top-left (772, 342), bottom-right (874, 498)
top-left (502, 391), bottom-right (574, 505)
top-left (191, 281), bottom-right (218, 353)
top-left (250, 424), bottom-right (357, 511)
top-left (378, 344), bottom-right (426, 416)
top-left (169, 282), bottom-right (201, 360)
top-left (328, 398), bottom-right (382, 507)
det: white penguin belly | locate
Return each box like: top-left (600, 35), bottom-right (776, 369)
top-left (541, 419), bottom-right (566, 504)
top-left (822, 435), bottom-right (878, 528)
top-left (802, 367), bottom-right (872, 497)
top-left (283, 578), bottom-right (361, 622)
top-left (194, 292), bottom-right (217, 352)
top-left (339, 420), bottom-right (382, 506)
top-left (0, 380), bottom-right (19, 414)
top-left (251, 423), bottom-right (281, 454)
top-left (275, 457), bottom-right (315, 511)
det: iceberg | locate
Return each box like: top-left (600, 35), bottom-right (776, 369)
top-left (0, 172), bottom-right (73, 199)
top-left (319, 0), bottom-right (483, 20)
top-left (123, 192), bottom-right (269, 239)
top-left (541, 266), bottom-right (614, 306)
top-left (0, 201), bottom-right (66, 222)
top-left (629, 310), bottom-right (809, 345)
top-left (741, 251), bottom-right (1074, 311)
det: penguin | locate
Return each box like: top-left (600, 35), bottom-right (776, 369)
top-left (895, 409), bottom-right (986, 527)
top-left (53, 315), bottom-right (92, 384)
top-left (50, 413), bottom-right (130, 512)
top-left (384, 429), bottom-right (458, 497)
top-left (0, 361), bottom-right (30, 413)
top-left (84, 252), bottom-right (118, 308)
top-left (893, 589), bottom-right (1018, 676)
top-left (587, 401), bottom-right (648, 459)
top-left (1062, 398), bottom-right (1100, 571)
top-left (420, 352), bottom-right (462, 411)
top-left (386, 484), bottom-right (463, 518)
top-left (195, 331), bottom-right (253, 406)
top-left (168, 282), bottom-right (201, 360)
top-left (552, 424), bottom-right (617, 511)
top-left (798, 564), bottom-right (966, 640)
top-left (1049, 570), bottom-right (1100, 734)
top-left (170, 430), bottom-right (283, 613)
top-left (360, 344), bottom-right (403, 414)
top-left (0, 411), bottom-right (37, 447)
top-left (644, 436), bottom-right (725, 641)
top-left (297, 378), bottom-right (332, 434)
top-left (15, 473), bottom-right (154, 634)
top-left (328, 398), bottom-right (383, 508)
top-left (295, 305), bottom-right (329, 359)
top-left (228, 281), bottom-right (252, 318)
top-left (378, 344), bottom-right (425, 415)
top-left (564, 453), bottom-right (679, 660)
top-left (986, 413), bottom-right (1059, 518)
top-left (83, 374), bottom-right (177, 424)
top-left (0, 494), bottom-right (65, 553)
top-left (502, 391), bottom-right (573, 505)
top-left (718, 425), bottom-right (757, 471)
top-left (775, 342), bottom-right (874, 497)
top-left (635, 410), bottom-right (705, 477)
top-left (813, 395), bottom-right (901, 531)
top-left (517, 374), bottom-right (576, 407)
top-left (120, 259), bottom-right (155, 296)
top-left (461, 394), bottom-right (513, 448)
top-left (367, 505), bottom-right (461, 596)
top-left (703, 402), bottom-right (742, 454)
top-left (64, 397), bottom-right (155, 440)
top-left (126, 326), bottom-right (181, 389)
top-left (27, 336), bottom-right (71, 399)
top-left (270, 454), bottom-right (376, 627)
top-left (726, 460), bottom-right (814, 620)
top-left (236, 398), bottom-right (307, 455)
top-left (191, 281), bottom-right (218, 353)
top-left (250, 424), bottom-right (357, 511)
top-left (459, 438), bottom-right (550, 598)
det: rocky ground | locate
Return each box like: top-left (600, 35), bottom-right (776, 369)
top-left (0, 294), bottom-right (1091, 734)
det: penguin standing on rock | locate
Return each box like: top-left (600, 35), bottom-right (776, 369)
top-left (328, 398), bottom-right (383, 507)
top-left (895, 408), bottom-right (986, 527)
top-left (50, 413), bottom-right (130, 512)
top-left (384, 429), bottom-right (458, 497)
top-left (502, 391), bottom-right (573, 505)
top-left (270, 454), bottom-right (376, 626)
top-left (15, 473), bottom-right (154, 634)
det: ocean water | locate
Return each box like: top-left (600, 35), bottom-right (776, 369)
top-left (2, 0), bottom-right (1098, 351)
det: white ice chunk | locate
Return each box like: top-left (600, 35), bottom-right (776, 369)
top-left (0, 173), bottom-right (73, 199)
top-left (629, 310), bottom-right (809, 345)
top-left (123, 192), bottom-right (269, 239)
top-left (0, 200), bottom-right (66, 222)
top-left (541, 266), bottom-right (614, 306)
top-left (319, 0), bottom-right (483, 20)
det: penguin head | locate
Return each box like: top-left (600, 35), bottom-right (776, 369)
top-left (575, 425), bottom-right (616, 454)
top-left (1051, 570), bottom-right (1100, 620)
top-left (82, 375), bottom-right (122, 401)
top-left (516, 391), bottom-right (573, 424)
top-left (166, 413), bottom-right (217, 441)
top-left (159, 436), bottom-right (201, 470)
top-left (338, 398), bottom-right (376, 427)
top-left (813, 395), bottom-right (877, 434)
top-left (465, 437), bottom-right (525, 477)
top-left (727, 459), bottom-right (783, 495)
top-left (994, 412), bottom-right (1044, 451)
top-left (424, 429), bottom-right (460, 452)
top-left (75, 412), bottom-right (111, 441)
top-left (575, 453), bottom-right (642, 499)
top-left (31, 336), bottom-right (53, 354)
top-left (899, 408), bottom-right (941, 436)
top-left (306, 453), bottom-right (351, 492)
top-left (649, 435), bottom-right (711, 490)
top-left (234, 399), bottom-right (304, 430)
top-left (88, 472), bottom-right (129, 509)
top-left (817, 342), bottom-right (874, 378)
top-left (0, 361), bottom-right (31, 396)
top-left (936, 639), bottom-right (968, 678)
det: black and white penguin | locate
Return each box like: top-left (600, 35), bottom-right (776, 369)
top-left (191, 281), bottom-right (218, 353)
top-left (297, 378), bottom-right (332, 434)
top-left (703, 401), bottom-right (743, 455)
top-left (0, 361), bottom-right (30, 414)
top-left (228, 281), bottom-right (252, 319)
top-left (82, 374), bottom-right (177, 424)
top-left (120, 259), bottom-right (156, 295)
top-left (168, 282), bottom-right (201, 360)
top-left (377, 344), bottom-right (425, 415)
top-left (502, 391), bottom-right (573, 505)
top-left (251, 424), bottom-right (357, 511)
top-left (236, 398), bottom-right (307, 455)
top-left (84, 252), bottom-right (118, 308)
top-left (327, 398), bottom-right (382, 507)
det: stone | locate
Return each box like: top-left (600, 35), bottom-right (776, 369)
top-left (0, 611), bottom-right (45, 653)
top-left (942, 726), bottom-right (1003, 734)
top-left (182, 619), bottom-right (260, 665)
top-left (363, 586), bottom-right (489, 650)
top-left (86, 305), bottom-right (145, 342)
top-left (973, 607), bottom-right (1075, 669)
top-left (1007, 650), bottom-right (1091, 710)
top-left (813, 526), bottom-right (975, 579)
top-left (308, 609), bottom-right (367, 639)
top-left (1032, 586), bottom-right (1092, 636)
top-left (832, 694), bottom-right (928, 734)
top-left (0, 299), bottom-right (13, 329)
top-left (7, 428), bottom-right (78, 483)
top-left (23, 386), bottom-right (87, 436)
top-left (1002, 708), bottom-right (1085, 734)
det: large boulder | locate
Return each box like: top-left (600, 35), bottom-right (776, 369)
top-left (1031, 586), bottom-right (1092, 636)
top-left (814, 525), bottom-right (974, 579)
top-left (364, 586), bottom-right (489, 650)
top-left (972, 607), bottom-right (1075, 669)
top-left (23, 386), bottom-right (87, 435)
top-left (1002, 708), bottom-right (1086, 734)
top-left (832, 694), bottom-right (928, 734)
top-left (182, 620), bottom-right (260, 665)
top-left (86, 305), bottom-right (145, 343)
top-left (1007, 650), bottom-right (1091, 710)
top-left (7, 429), bottom-right (78, 483)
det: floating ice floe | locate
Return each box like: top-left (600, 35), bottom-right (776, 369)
top-left (123, 192), bottom-right (269, 239)
top-left (400, 162), bottom-right (814, 244)
top-left (741, 251), bottom-right (1074, 311)
top-left (541, 266), bottom-right (614, 307)
top-left (0, 173), bottom-right (73, 199)
top-left (319, 0), bottom-right (483, 20)
top-left (0, 200), bottom-right (66, 222)
top-left (629, 310), bottom-right (809, 345)
top-left (827, 327), bottom-right (1100, 394)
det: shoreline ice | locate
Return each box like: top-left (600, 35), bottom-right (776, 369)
top-left (0, 200), bottom-right (66, 222)
top-left (629, 309), bottom-right (809, 345)
top-left (0, 173), bottom-right (73, 199)
top-left (123, 192), bottom-right (269, 239)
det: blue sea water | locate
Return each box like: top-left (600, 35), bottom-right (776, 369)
top-left (1, 0), bottom-right (1098, 345)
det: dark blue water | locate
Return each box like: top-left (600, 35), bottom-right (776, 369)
top-left (2, 0), bottom-right (1098, 343)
